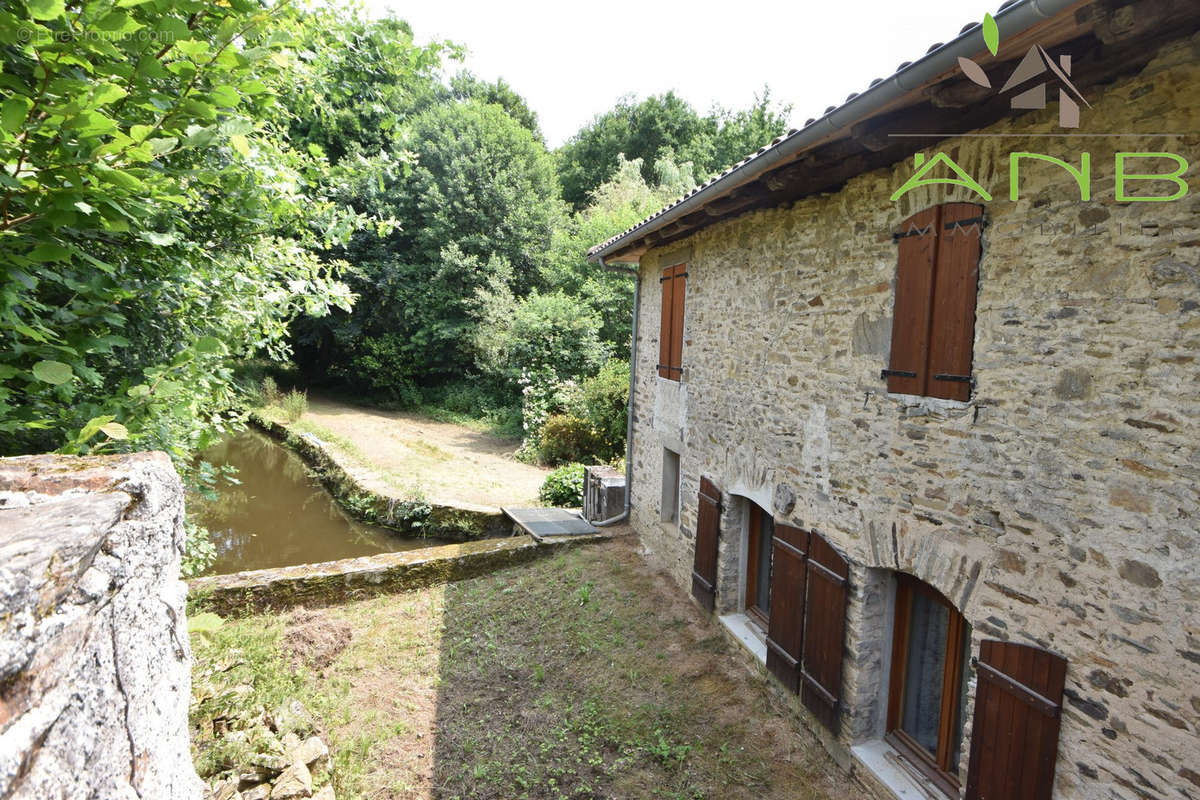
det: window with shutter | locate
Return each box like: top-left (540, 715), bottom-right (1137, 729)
top-left (745, 502), bottom-right (775, 629)
top-left (886, 576), bottom-right (972, 797)
top-left (765, 524), bottom-right (810, 693)
top-left (799, 533), bottom-right (849, 735)
top-left (690, 476), bottom-right (721, 611)
top-left (658, 264), bottom-right (686, 380)
top-left (965, 641), bottom-right (1067, 800)
top-left (886, 203), bottom-right (982, 401)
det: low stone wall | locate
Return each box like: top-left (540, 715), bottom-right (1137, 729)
top-left (251, 412), bottom-right (509, 541)
top-left (0, 452), bottom-right (202, 800)
top-left (188, 535), bottom-right (604, 616)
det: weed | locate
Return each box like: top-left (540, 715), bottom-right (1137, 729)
top-left (280, 388), bottom-right (308, 422)
top-left (260, 375), bottom-right (282, 406)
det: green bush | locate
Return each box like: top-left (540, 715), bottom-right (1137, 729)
top-left (475, 290), bottom-right (611, 390)
top-left (260, 376), bottom-right (283, 406)
top-left (538, 414), bottom-right (601, 465)
top-left (281, 389), bottom-right (308, 422)
top-left (539, 463), bottom-right (586, 507)
top-left (568, 359), bottom-right (629, 462)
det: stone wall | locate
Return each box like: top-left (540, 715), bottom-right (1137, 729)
top-left (0, 453), bottom-right (202, 800)
top-left (627, 34), bottom-right (1199, 800)
top-left (251, 413), bottom-right (509, 540)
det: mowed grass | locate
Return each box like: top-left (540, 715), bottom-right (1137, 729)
top-left (190, 536), bottom-right (852, 800)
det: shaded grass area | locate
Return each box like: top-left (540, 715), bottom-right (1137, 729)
top-left (190, 536), bottom-right (850, 799)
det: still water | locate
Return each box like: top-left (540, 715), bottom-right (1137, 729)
top-left (194, 430), bottom-right (447, 575)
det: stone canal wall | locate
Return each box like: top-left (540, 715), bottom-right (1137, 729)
top-left (250, 412), bottom-right (509, 541)
top-left (188, 536), bottom-right (543, 616)
top-left (0, 453), bottom-right (202, 800)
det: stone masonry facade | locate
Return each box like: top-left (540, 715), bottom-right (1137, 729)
top-left (626, 35), bottom-right (1199, 800)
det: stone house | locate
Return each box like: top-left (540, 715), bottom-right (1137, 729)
top-left (588, 2), bottom-right (1199, 799)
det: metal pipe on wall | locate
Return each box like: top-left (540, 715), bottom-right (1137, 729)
top-left (591, 257), bottom-right (638, 527)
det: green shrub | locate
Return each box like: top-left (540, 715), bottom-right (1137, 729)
top-left (539, 463), bottom-right (586, 507)
top-left (475, 290), bottom-right (611, 390)
top-left (260, 376), bottom-right (283, 406)
top-left (281, 389), bottom-right (308, 422)
top-left (537, 414), bottom-right (601, 465)
top-left (568, 358), bottom-right (629, 461)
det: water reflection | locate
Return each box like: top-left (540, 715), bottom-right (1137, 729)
top-left (193, 430), bottom-right (447, 575)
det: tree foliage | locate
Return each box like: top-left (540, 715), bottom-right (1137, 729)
top-left (0, 0), bottom-right (357, 456)
top-left (556, 88), bottom-right (791, 209)
top-left (1, 0), bottom-right (792, 476)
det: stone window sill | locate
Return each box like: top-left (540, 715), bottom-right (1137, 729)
top-left (718, 612), bottom-right (767, 666)
top-left (885, 391), bottom-right (972, 418)
top-left (851, 739), bottom-right (949, 800)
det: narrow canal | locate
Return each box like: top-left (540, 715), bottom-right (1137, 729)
top-left (192, 430), bottom-right (447, 575)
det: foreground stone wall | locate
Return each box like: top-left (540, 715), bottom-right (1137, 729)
top-left (628, 35), bottom-right (1199, 800)
top-left (0, 453), bottom-right (202, 800)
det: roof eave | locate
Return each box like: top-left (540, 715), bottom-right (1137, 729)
top-left (587, 0), bottom-right (1083, 264)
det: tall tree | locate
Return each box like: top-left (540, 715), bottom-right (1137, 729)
top-left (299, 99), bottom-right (563, 394)
top-left (555, 89), bottom-right (791, 210)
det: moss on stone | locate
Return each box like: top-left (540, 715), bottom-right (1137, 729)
top-left (247, 412), bottom-right (506, 541)
top-left (186, 536), bottom-right (588, 617)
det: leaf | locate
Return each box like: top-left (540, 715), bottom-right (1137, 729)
top-left (76, 416), bottom-right (113, 444)
top-left (189, 612), bottom-right (225, 636)
top-left (1, 98), bottom-right (29, 133)
top-left (210, 84), bottom-right (240, 107)
top-left (194, 336), bottom-right (226, 355)
top-left (29, 243), bottom-right (70, 262)
top-left (219, 118), bottom-right (254, 136)
top-left (27, 0), bottom-right (64, 21)
top-left (229, 133), bottom-right (250, 156)
top-left (99, 421), bottom-right (129, 440)
top-left (148, 136), bottom-right (177, 156)
top-left (139, 230), bottom-right (179, 246)
top-left (957, 57), bottom-right (992, 89)
top-left (173, 39), bottom-right (209, 60)
top-left (32, 360), bottom-right (72, 385)
top-left (91, 83), bottom-right (128, 106)
top-left (982, 12), bottom-right (999, 56)
top-left (96, 11), bottom-right (140, 33)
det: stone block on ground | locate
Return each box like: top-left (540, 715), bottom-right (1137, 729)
top-left (268, 760), bottom-right (312, 799)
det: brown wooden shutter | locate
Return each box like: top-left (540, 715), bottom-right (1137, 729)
top-left (690, 476), bottom-right (721, 611)
top-left (766, 524), bottom-right (810, 693)
top-left (927, 203), bottom-right (983, 402)
top-left (658, 266), bottom-right (675, 379)
top-left (887, 207), bottom-right (939, 395)
top-left (965, 641), bottom-right (1067, 800)
top-left (668, 266), bottom-right (686, 380)
top-left (799, 533), bottom-right (849, 734)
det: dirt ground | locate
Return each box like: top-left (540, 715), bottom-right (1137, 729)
top-left (191, 533), bottom-right (860, 800)
top-left (295, 394), bottom-right (549, 509)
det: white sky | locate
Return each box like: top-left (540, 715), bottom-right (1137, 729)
top-left (362, 0), bottom-right (1006, 147)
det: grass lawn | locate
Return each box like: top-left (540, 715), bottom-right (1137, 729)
top-left (190, 535), bottom-right (852, 799)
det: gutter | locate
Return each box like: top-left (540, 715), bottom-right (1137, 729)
top-left (588, 0), bottom-right (1078, 263)
top-left (591, 256), bottom-right (639, 527)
